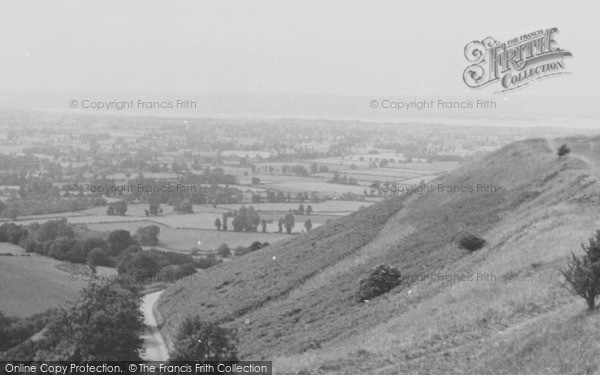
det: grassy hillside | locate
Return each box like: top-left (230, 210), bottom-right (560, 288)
top-left (157, 136), bottom-right (600, 373)
top-left (0, 255), bottom-right (117, 317)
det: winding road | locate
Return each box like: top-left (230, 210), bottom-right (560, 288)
top-left (140, 291), bottom-right (170, 361)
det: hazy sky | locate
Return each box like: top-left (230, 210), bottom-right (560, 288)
top-left (0, 0), bottom-right (598, 98)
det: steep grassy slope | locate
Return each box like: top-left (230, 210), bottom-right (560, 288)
top-left (0, 255), bottom-right (117, 317)
top-left (0, 256), bottom-right (86, 316)
top-left (158, 136), bottom-right (600, 373)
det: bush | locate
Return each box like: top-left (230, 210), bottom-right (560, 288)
top-left (233, 246), bottom-right (248, 256)
top-left (356, 264), bottom-right (401, 302)
top-left (196, 254), bottom-right (220, 270)
top-left (216, 243), bottom-right (231, 258)
top-left (458, 234), bottom-right (486, 252)
top-left (557, 144), bottom-right (570, 156)
top-left (562, 229), bottom-right (600, 310)
top-left (170, 315), bottom-right (238, 361)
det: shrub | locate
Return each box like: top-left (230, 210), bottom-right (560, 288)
top-left (196, 254), bottom-right (220, 270)
top-left (562, 229), bottom-right (600, 310)
top-left (170, 315), bottom-right (238, 361)
top-left (216, 243), bottom-right (231, 258)
top-left (458, 234), bottom-right (486, 252)
top-left (233, 246), bottom-right (248, 256)
top-left (356, 264), bottom-right (401, 302)
top-left (557, 144), bottom-right (570, 156)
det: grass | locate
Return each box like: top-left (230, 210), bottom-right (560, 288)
top-left (0, 242), bottom-right (26, 255)
top-left (0, 256), bottom-right (88, 317)
top-left (478, 309), bottom-right (600, 374)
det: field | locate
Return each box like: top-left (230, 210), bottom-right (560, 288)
top-left (0, 255), bottom-right (116, 317)
top-left (13, 199), bottom-right (369, 252)
top-left (86, 221), bottom-right (290, 251)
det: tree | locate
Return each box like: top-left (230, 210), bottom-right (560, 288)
top-left (170, 315), bottom-right (238, 361)
top-left (251, 177), bottom-right (260, 185)
top-left (82, 237), bottom-right (108, 255)
top-left (260, 219), bottom-right (267, 233)
top-left (214, 218), bottom-right (222, 231)
top-left (283, 213), bottom-right (295, 234)
top-left (174, 199), bottom-right (193, 214)
top-left (37, 281), bottom-right (144, 361)
top-left (297, 204), bottom-right (305, 215)
top-left (304, 219), bottom-right (312, 231)
top-left (87, 248), bottom-right (113, 270)
top-left (147, 202), bottom-right (161, 216)
top-left (306, 205), bottom-right (313, 215)
top-left (117, 251), bottom-right (161, 279)
top-left (221, 212), bottom-right (232, 231)
top-left (107, 230), bottom-right (135, 256)
top-left (247, 206), bottom-right (260, 232)
top-left (562, 230), bottom-right (600, 311)
top-left (0, 200), bottom-right (5, 215)
top-left (231, 212), bottom-right (247, 232)
top-left (136, 225), bottom-right (160, 246)
top-left (106, 200), bottom-right (127, 216)
top-left (557, 144), bottom-right (571, 157)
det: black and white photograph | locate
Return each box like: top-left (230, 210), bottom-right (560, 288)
top-left (0, 1), bottom-right (599, 374)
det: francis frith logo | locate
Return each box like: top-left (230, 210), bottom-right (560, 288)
top-left (463, 27), bottom-right (572, 92)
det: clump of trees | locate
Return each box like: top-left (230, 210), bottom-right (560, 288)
top-left (458, 234), bottom-right (486, 252)
top-left (278, 213), bottom-right (295, 234)
top-left (135, 225), bottom-right (160, 246)
top-left (106, 200), bottom-right (127, 216)
top-left (562, 229), bottom-right (600, 311)
top-left (173, 199), bottom-right (193, 214)
top-left (328, 172), bottom-right (358, 186)
top-left (170, 315), bottom-right (238, 361)
top-left (117, 247), bottom-right (196, 281)
top-left (144, 201), bottom-right (162, 216)
top-left (356, 264), bottom-right (402, 302)
top-left (230, 206), bottom-right (261, 232)
top-left (0, 220), bottom-right (170, 273)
